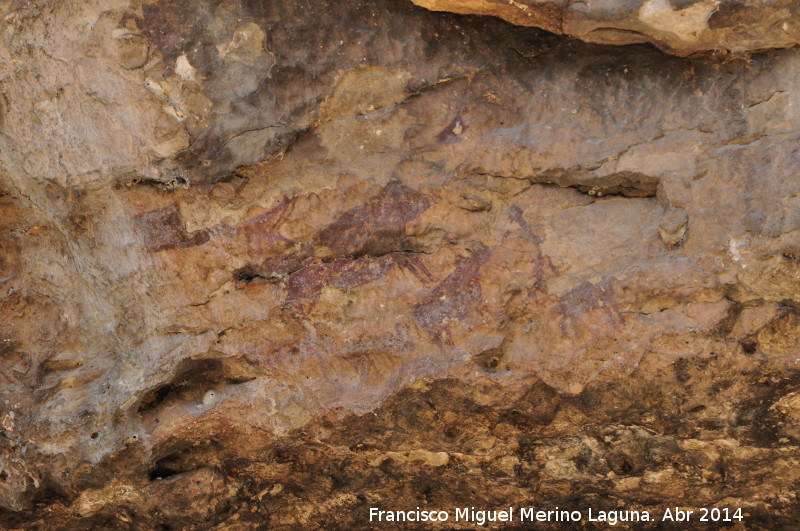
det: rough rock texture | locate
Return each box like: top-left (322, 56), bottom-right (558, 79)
top-left (1, 0), bottom-right (800, 529)
top-left (410, 0), bottom-right (800, 56)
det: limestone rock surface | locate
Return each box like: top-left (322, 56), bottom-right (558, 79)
top-left (1, 0), bottom-right (800, 529)
top-left (409, 0), bottom-right (800, 55)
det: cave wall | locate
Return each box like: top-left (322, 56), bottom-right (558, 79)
top-left (1, 0), bottom-right (799, 528)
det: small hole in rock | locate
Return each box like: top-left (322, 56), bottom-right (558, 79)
top-left (149, 465), bottom-right (179, 481)
top-left (90, 432), bottom-right (98, 439)
top-left (0, 470), bottom-right (7, 481)
top-left (233, 265), bottom-right (262, 282)
top-left (473, 346), bottom-right (504, 372)
top-left (138, 384), bottom-right (173, 413)
top-left (741, 341), bottom-right (757, 355)
top-left (444, 426), bottom-right (459, 439)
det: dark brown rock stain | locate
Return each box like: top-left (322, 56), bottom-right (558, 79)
top-left (435, 113), bottom-right (467, 143)
top-left (318, 181), bottom-right (432, 258)
top-left (557, 277), bottom-right (624, 338)
top-left (412, 246), bottom-right (491, 344)
top-left (135, 204), bottom-right (210, 252)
